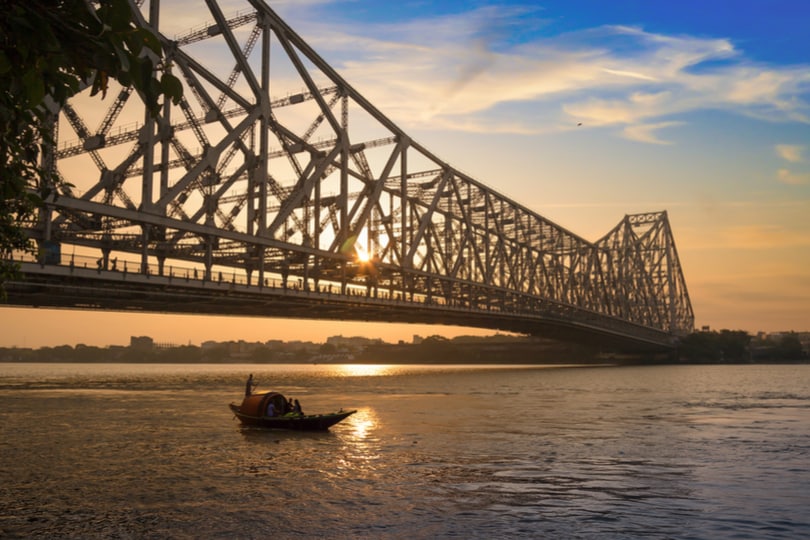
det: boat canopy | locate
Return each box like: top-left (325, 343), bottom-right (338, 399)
top-left (240, 392), bottom-right (288, 417)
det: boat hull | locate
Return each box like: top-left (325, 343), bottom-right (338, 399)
top-left (229, 403), bottom-right (356, 431)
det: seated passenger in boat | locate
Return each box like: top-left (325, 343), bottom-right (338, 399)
top-left (266, 401), bottom-right (276, 417)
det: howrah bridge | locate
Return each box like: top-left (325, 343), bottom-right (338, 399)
top-left (5, 0), bottom-right (695, 352)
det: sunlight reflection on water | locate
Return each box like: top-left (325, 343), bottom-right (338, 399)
top-left (348, 408), bottom-right (378, 438)
top-left (334, 364), bottom-right (396, 377)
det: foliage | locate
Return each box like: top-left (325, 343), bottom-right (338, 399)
top-left (678, 330), bottom-right (752, 363)
top-left (680, 329), bottom-right (808, 363)
top-left (773, 332), bottom-right (805, 360)
top-left (0, 0), bottom-right (182, 294)
top-left (752, 332), bottom-right (807, 362)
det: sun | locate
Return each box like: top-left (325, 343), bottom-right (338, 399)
top-left (354, 229), bottom-right (371, 262)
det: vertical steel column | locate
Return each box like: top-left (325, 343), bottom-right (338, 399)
top-left (39, 109), bottom-right (58, 257)
top-left (664, 213), bottom-right (677, 333)
top-left (339, 93), bottom-right (349, 295)
top-left (257, 13), bottom-right (271, 288)
top-left (139, 0), bottom-right (160, 273)
top-left (399, 139), bottom-right (408, 298)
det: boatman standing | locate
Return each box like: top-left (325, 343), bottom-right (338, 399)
top-left (245, 374), bottom-right (256, 397)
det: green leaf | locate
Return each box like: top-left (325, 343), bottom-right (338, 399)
top-left (0, 51), bottom-right (11, 75)
top-left (22, 68), bottom-right (45, 108)
top-left (117, 70), bottom-right (132, 87)
top-left (124, 31), bottom-right (143, 57)
top-left (114, 43), bottom-right (131, 73)
top-left (160, 73), bottom-right (183, 104)
top-left (139, 28), bottom-right (162, 55)
top-left (94, 0), bottom-right (130, 33)
top-left (128, 56), bottom-right (145, 88)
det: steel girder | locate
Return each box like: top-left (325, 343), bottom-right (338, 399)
top-left (594, 212), bottom-right (695, 335)
top-left (25, 0), bottom-right (694, 339)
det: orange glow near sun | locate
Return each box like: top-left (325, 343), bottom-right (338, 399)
top-left (354, 228), bottom-right (371, 262)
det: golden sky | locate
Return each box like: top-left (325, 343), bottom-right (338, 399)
top-left (2, 1), bottom-right (808, 347)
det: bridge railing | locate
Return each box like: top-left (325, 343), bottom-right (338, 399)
top-left (8, 250), bottom-right (448, 305)
top-left (7, 249), bottom-right (675, 347)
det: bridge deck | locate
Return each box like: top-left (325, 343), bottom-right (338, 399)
top-left (7, 262), bottom-right (676, 352)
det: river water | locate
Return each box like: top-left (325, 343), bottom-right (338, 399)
top-left (1, 362), bottom-right (808, 539)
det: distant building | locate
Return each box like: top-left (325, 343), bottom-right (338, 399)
top-left (201, 340), bottom-right (220, 351)
top-left (796, 332), bottom-right (810, 355)
top-left (130, 336), bottom-right (154, 351)
top-left (326, 335), bottom-right (383, 352)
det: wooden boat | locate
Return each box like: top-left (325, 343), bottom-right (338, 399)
top-left (229, 391), bottom-right (356, 431)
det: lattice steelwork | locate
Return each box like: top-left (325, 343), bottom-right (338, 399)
top-left (26, 0), bottom-right (694, 345)
top-left (595, 212), bottom-right (694, 335)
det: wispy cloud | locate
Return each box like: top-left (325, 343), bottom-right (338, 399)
top-left (154, 3), bottom-right (810, 144)
top-left (621, 121), bottom-right (683, 144)
top-left (776, 169), bottom-right (810, 185)
top-left (683, 223), bottom-right (810, 250)
top-left (775, 144), bottom-right (805, 163)
top-left (283, 8), bottom-right (810, 141)
top-left (721, 224), bottom-right (810, 249)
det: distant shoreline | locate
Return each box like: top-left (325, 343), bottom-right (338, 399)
top-left (1, 359), bottom-right (808, 365)
top-left (2, 330), bottom-right (808, 364)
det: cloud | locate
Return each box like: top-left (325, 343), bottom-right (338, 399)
top-left (278, 8), bottom-right (810, 140)
top-left (678, 223), bottom-right (810, 253)
top-left (775, 144), bottom-right (805, 163)
top-left (685, 223), bottom-right (810, 250)
top-left (776, 169), bottom-right (810, 185)
top-left (564, 91), bottom-right (678, 127)
top-left (156, 3), bottom-right (810, 142)
top-left (724, 224), bottom-right (810, 249)
top-left (601, 68), bottom-right (659, 82)
top-left (622, 121), bottom-right (683, 144)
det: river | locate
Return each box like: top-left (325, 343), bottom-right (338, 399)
top-left (1, 362), bottom-right (808, 538)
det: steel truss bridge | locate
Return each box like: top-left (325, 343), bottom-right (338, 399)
top-left (7, 0), bottom-right (694, 351)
